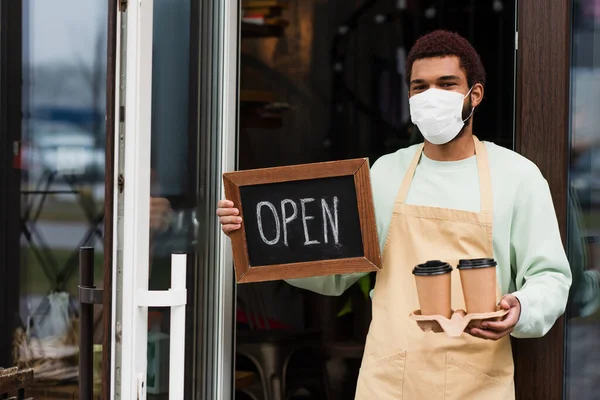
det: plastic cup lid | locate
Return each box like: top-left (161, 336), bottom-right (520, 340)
top-left (457, 258), bottom-right (497, 270)
top-left (412, 260), bottom-right (453, 276)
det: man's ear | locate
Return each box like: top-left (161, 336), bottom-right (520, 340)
top-left (471, 83), bottom-right (484, 108)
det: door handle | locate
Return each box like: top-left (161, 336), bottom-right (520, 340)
top-left (78, 247), bottom-right (104, 400)
top-left (136, 253), bottom-right (187, 400)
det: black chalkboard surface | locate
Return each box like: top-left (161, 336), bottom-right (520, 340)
top-left (240, 176), bottom-right (364, 266)
top-left (223, 158), bottom-right (381, 283)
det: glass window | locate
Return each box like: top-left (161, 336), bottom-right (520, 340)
top-left (566, 1), bottom-right (600, 398)
top-left (10, 0), bottom-right (107, 397)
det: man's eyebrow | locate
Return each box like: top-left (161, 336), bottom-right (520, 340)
top-left (438, 75), bottom-right (461, 81)
top-left (409, 79), bottom-right (426, 85)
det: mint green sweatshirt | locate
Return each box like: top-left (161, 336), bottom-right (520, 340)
top-left (286, 141), bottom-right (573, 339)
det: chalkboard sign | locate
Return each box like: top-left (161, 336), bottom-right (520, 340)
top-left (223, 158), bottom-right (381, 283)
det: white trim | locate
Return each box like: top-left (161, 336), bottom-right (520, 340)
top-left (168, 254), bottom-right (187, 399)
top-left (215, 0), bottom-right (238, 398)
top-left (116, 0), bottom-right (154, 398)
top-left (136, 289), bottom-right (187, 307)
top-left (110, 5), bottom-right (122, 399)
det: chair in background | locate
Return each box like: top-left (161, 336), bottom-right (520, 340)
top-left (236, 284), bottom-right (331, 400)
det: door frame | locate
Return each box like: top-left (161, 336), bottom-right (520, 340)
top-left (188, 0), bottom-right (239, 398)
top-left (110, 0), bottom-right (154, 397)
top-left (102, 0), bottom-right (118, 398)
top-left (513, 0), bottom-right (571, 399)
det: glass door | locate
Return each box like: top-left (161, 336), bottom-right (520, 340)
top-left (110, 0), bottom-right (238, 398)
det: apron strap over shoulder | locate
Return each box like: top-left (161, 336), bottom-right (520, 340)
top-left (396, 144), bottom-right (424, 204)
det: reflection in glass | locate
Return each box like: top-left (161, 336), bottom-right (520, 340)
top-left (147, 0), bottom-right (193, 398)
top-left (566, 1), bottom-right (600, 398)
top-left (12, 0), bottom-right (107, 397)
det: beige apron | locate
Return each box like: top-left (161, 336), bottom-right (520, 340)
top-left (355, 137), bottom-right (514, 399)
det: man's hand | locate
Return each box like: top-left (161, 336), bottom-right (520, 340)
top-left (150, 197), bottom-right (172, 233)
top-left (468, 294), bottom-right (521, 340)
top-left (217, 200), bottom-right (242, 235)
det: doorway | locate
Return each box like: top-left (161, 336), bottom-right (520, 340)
top-left (234, 1), bottom-right (516, 399)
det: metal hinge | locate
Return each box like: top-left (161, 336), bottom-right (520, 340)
top-left (118, 174), bottom-right (125, 193)
top-left (119, 0), bottom-right (127, 12)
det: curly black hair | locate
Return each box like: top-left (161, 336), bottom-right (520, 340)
top-left (406, 30), bottom-right (486, 88)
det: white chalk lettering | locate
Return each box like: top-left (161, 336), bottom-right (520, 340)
top-left (300, 198), bottom-right (320, 245)
top-left (281, 199), bottom-right (298, 247)
top-left (321, 196), bottom-right (340, 244)
top-left (256, 201), bottom-right (280, 245)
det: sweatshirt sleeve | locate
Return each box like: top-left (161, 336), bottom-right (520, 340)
top-left (510, 174), bottom-right (572, 338)
top-left (285, 272), bottom-right (368, 296)
top-left (283, 156), bottom-right (393, 296)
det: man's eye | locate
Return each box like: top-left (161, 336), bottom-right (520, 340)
top-left (441, 83), bottom-right (456, 87)
top-left (413, 86), bottom-right (425, 90)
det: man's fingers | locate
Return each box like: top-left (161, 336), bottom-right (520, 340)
top-left (500, 294), bottom-right (520, 309)
top-left (222, 224), bottom-right (241, 234)
top-left (481, 308), bottom-right (519, 331)
top-left (467, 295), bottom-right (521, 340)
top-left (218, 200), bottom-right (234, 209)
top-left (220, 216), bottom-right (242, 225)
top-left (217, 200), bottom-right (240, 235)
top-left (481, 317), bottom-right (516, 331)
top-left (216, 207), bottom-right (239, 217)
top-left (468, 326), bottom-right (514, 341)
top-left (499, 297), bottom-right (517, 311)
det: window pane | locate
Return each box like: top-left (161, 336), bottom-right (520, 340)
top-left (147, 0), bottom-right (194, 398)
top-left (13, 1), bottom-right (107, 397)
top-left (566, 1), bottom-right (600, 398)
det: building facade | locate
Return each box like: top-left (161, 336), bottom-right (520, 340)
top-left (0, 0), bottom-right (598, 399)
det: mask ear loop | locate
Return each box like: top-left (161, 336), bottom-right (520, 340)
top-left (463, 107), bottom-right (475, 123)
top-left (463, 86), bottom-right (475, 123)
top-left (463, 86), bottom-right (474, 98)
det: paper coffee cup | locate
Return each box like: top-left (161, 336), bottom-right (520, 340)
top-left (457, 258), bottom-right (497, 314)
top-left (412, 260), bottom-right (453, 319)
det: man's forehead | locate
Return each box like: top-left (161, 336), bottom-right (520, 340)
top-left (411, 56), bottom-right (466, 81)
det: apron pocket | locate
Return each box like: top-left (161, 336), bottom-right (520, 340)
top-left (355, 351), bottom-right (406, 400)
top-left (445, 354), bottom-right (514, 400)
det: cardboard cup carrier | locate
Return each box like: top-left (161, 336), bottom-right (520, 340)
top-left (410, 258), bottom-right (508, 337)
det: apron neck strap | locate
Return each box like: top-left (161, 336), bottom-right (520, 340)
top-left (396, 136), bottom-right (493, 215)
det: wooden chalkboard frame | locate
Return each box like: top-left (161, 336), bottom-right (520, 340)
top-left (223, 158), bottom-right (382, 283)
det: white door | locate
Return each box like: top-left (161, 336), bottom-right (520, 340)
top-left (108, 0), bottom-right (239, 399)
top-left (109, 1), bottom-right (189, 398)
